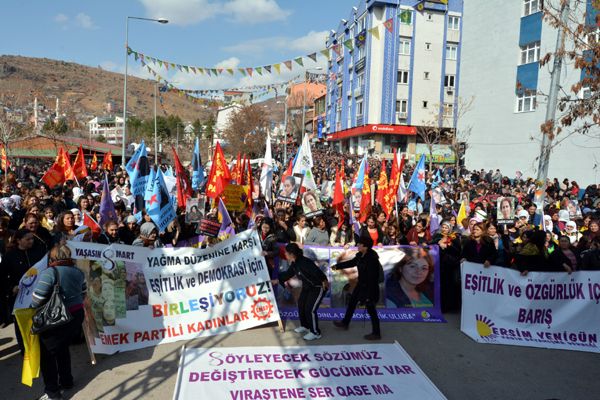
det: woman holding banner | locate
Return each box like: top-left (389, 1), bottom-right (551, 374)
top-left (277, 243), bottom-right (328, 341)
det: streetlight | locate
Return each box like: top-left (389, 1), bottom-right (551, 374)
top-left (301, 67), bottom-right (323, 141)
top-left (123, 16), bottom-right (168, 166)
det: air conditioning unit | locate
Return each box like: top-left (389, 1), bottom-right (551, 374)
top-left (397, 112), bottom-right (408, 120)
top-left (446, 89), bottom-right (454, 96)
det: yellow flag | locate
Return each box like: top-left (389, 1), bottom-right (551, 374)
top-left (14, 308), bottom-right (40, 386)
top-left (273, 63), bottom-right (281, 74)
top-left (368, 26), bottom-right (380, 40)
top-left (457, 200), bottom-right (467, 227)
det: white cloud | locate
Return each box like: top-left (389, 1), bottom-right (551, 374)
top-left (215, 57), bottom-right (241, 69)
top-left (223, 0), bottom-right (291, 24)
top-left (54, 13), bottom-right (69, 24)
top-left (222, 30), bottom-right (328, 56)
top-left (75, 13), bottom-right (96, 29)
top-left (138, 0), bottom-right (290, 26)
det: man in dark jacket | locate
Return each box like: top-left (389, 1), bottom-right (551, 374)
top-left (333, 235), bottom-right (382, 340)
top-left (278, 243), bottom-right (328, 341)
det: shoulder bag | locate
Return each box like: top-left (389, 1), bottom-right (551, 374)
top-left (31, 267), bottom-right (73, 334)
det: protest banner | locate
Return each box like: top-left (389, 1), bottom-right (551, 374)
top-left (461, 262), bottom-right (600, 353)
top-left (222, 184), bottom-right (249, 212)
top-left (276, 245), bottom-right (444, 323)
top-left (173, 343), bottom-right (446, 400)
top-left (68, 229), bottom-right (280, 354)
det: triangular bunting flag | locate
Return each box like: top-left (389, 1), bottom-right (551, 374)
top-left (227, 68), bottom-right (234, 75)
top-left (264, 65), bottom-right (272, 73)
top-left (217, 68), bottom-right (224, 74)
top-left (343, 39), bottom-right (354, 51)
top-left (284, 60), bottom-right (293, 70)
top-left (273, 63), bottom-right (281, 74)
top-left (294, 57), bottom-right (304, 67)
top-left (307, 53), bottom-right (317, 62)
top-left (320, 49), bottom-right (331, 59)
top-left (246, 68), bottom-right (253, 77)
top-left (239, 68), bottom-right (247, 76)
top-left (190, 66), bottom-right (197, 74)
top-left (384, 18), bottom-right (394, 33)
top-left (368, 26), bottom-right (380, 40)
top-left (255, 67), bottom-right (262, 75)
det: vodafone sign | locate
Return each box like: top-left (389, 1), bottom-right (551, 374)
top-left (328, 124), bottom-right (416, 140)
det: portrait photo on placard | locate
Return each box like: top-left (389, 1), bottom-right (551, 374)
top-left (496, 196), bottom-right (515, 224)
top-left (302, 190), bottom-right (324, 218)
top-left (277, 174), bottom-right (303, 203)
top-left (185, 196), bottom-right (205, 224)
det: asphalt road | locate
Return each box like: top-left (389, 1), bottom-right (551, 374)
top-left (1, 313), bottom-right (598, 400)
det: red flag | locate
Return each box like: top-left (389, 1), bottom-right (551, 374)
top-left (205, 142), bottom-right (231, 199)
top-left (90, 152), bottom-right (98, 171)
top-left (59, 148), bottom-right (75, 181)
top-left (72, 145), bottom-right (88, 180)
top-left (245, 156), bottom-right (254, 217)
top-left (172, 147), bottom-right (192, 208)
top-left (83, 212), bottom-right (101, 239)
top-left (281, 158), bottom-right (293, 182)
top-left (376, 159), bottom-right (388, 208)
top-left (0, 144), bottom-right (9, 172)
top-left (102, 151), bottom-right (113, 171)
top-left (332, 168), bottom-right (345, 229)
top-left (237, 154), bottom-right (246, 185)
top-left (230, 152), bottom-right (242, 184)
top-left (358, 174), bottom-right (372, 223)
top-left (41, 147), bottom-right (73, 188)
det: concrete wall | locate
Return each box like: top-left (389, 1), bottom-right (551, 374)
top-left (459, 0), bottom-right (600, 184)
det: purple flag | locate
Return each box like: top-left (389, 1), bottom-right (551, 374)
top-left (218, 197), bottom-right (235, 238)
top-left (99, 175), bottom-right (118, 227)
top-left (349, 199), bottom-right (361, 237)
top-left (429, 195), bottom-right (440, 235)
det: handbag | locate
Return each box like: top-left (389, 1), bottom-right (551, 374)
top-left (31, 267), bottom-right (73, 334)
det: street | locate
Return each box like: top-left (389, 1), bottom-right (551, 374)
top-left (1, 313), bottom-right (597, 400)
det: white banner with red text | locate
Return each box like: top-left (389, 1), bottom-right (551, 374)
top-left (68, 229), bottom-right (279, 354)
top-left (461, 262), bottom-right (600, 353)
top-left (173, 343), bottom-right (446, 400)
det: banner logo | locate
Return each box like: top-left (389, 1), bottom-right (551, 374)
top-left (251, 298), bottom-right (274, 321)
top-left (475, 314), bottom-right (497, 340)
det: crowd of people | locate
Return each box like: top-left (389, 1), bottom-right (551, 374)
top-left (0, 145), bottom-right (599, 399)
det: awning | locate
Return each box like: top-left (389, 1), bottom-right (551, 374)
top-left (327, 124), bottom-right (416, 141)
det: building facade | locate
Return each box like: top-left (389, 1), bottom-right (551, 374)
top-left (459, 0), bottom-right (599, 183)
top-left (325, 0), bottom-right (463, 160)
top-left (88, 115), bottom-right (125, 145)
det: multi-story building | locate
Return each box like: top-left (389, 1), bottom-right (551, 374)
top-left (325, 0), bottom-right (463, 160)
top-left (88, 115), bottom-right (125, 145)
top-left (459, 0), bottom-right (599, 183)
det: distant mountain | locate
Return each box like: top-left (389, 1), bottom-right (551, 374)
top-left (0, 55), bottom-right (216, 123)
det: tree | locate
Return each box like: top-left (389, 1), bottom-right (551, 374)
top-left (222, 104), bottom-right (269, 158)
top-left (192, 118), bottom-right (203, 139)
top-left (540, 0), bottom-right (600, 143)
top-left (417, 105), bottom-right (451, 171)
top-left (450, 96), bottom-right (474, 179)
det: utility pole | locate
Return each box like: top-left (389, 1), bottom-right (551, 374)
top-left (536, 2), bottom-right (569, 185)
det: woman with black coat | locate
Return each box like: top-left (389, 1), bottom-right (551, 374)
top-left (461, 222), bottom-right (497, 267)
top-left (333, 235), bottom-right (382, 340)
top-left (277, 243), bottom-right (328, 341)
top-left (549, 235), bottom-right (580, 273)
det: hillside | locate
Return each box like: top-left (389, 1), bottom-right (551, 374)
top-left (0, 55), bottom-right (220, 123)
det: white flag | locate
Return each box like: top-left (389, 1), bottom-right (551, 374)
top-left (260, 134), bottom-right (274, 200)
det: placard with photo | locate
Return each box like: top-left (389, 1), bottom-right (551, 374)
top-left (277, 174), bottom-right (303, 204)
top-left (496, 196), bottom-right (515, 224)
top-left (185, 196), bottom-right (205, 224)
top-left (302, 190), bottom-right (324, 218)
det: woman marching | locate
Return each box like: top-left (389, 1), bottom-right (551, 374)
top-left (276, 243), bottom-right (329, 341)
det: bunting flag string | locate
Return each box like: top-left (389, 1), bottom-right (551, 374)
top-left (128, 10), bottom-right (411, 82)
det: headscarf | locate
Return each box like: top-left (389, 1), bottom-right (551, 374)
top-left (543, 215), bottom-right (553, 233)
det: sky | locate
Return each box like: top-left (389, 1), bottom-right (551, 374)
top-left (1, 0), bottom-right (357, 91)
